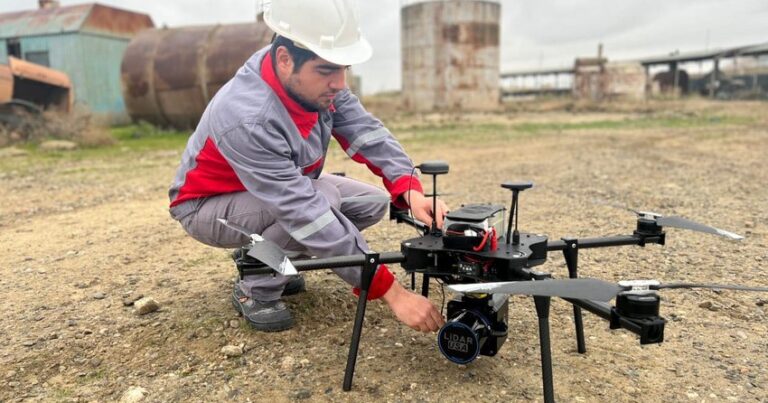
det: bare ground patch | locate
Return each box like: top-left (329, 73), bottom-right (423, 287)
top-left (1, 100), bottom-right (767, 402)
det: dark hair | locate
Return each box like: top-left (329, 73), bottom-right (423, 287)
top-left (270, 35), bottom-right (318, 73)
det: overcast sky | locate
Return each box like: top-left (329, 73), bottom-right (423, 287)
top-left (2, 0), bottom-right (767, 94)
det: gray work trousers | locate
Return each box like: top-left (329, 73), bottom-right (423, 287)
top-left (170, 174), bottom-right (388, 301)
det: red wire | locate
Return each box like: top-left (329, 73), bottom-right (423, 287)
top-left (473, 229), bottom-right (491, 252)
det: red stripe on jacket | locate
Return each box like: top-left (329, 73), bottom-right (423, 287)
top-left (302, 157), bottom-right (324, 175)
top-left (170, 137), bottom-right (245, 207)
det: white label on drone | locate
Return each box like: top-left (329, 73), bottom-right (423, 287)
top-left (618, 280), bottom-right (660, 290)
top-left (279, 256), bottom-right (298, 276)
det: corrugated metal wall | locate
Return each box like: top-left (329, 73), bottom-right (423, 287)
top-left (4, 33), bottom-right (131, 123)
top-left (66, 34), bottom-right (131, 122)
top-left (0, 43), bottom-right (8, 64)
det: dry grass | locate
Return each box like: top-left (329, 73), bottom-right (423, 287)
top-left (0, 105), bottom-right (114, 148)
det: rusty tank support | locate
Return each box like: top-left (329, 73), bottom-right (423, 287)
top-left (121, 23), bottom-right (273, 129)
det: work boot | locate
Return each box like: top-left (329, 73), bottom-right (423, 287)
top-left (231, 284), bottom-right (294, 332)
top-left (282, 275), bottom-right (306, 296)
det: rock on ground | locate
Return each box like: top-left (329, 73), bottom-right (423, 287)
top-left (221, 345), bottom-right (243, 358)
top-left (119, 386), bottom-right (148, 403)
top-left (134, 297), bottom-right (160, 315)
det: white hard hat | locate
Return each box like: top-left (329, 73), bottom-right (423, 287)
top-left (262, 0), bottom-right (372, 66)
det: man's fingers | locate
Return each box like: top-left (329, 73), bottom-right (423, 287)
top-left (420, 305), bottom-right (444, 333)
top-left (414, 207), bottom-right (433, 228)
top-left (436, 200), bottom-right (449, 229)
top-left (430, 307), bottom-right (446, 328)
top-left (410, 197), bottom-right (451, 229)
top-left (424, 318), bottom-right (439, 333)
top-left (423, 316), bottom-right (438, 333)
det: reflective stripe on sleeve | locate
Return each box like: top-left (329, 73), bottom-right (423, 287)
top-left (290, 210), bottom-right (337, 240)
top-left (345, 127), bottom-right (390, 157)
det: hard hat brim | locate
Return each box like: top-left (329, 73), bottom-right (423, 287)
top-left (302, 36), bottom-right (373, 66)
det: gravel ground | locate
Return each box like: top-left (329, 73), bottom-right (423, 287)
top-left (0, 100), bottom-right (766, 402)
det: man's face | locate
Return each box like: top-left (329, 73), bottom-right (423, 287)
top-left (276, 47), bottom-right (348, 112)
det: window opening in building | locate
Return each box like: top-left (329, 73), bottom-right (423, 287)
top-left (25, 51), bottom-right (50, 67)
top-left (7, 39), bottom-right (21, 58)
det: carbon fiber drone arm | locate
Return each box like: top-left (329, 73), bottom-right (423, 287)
top-left (546, 234), bottom-right (666, 251)
top-left (236, 251), bottom-right (406, 276)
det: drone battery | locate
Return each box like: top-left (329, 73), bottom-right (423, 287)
top-left (443, 204), bottom-right (505, 251)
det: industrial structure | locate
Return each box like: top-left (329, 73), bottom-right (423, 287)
top-left (571, 49), bottom-right (646, 101)
top-left (401, 0), bottom-right (501, 112)
top-left (641, 43), bottom-right (768, 99)
top-left (121, 23), bottom-right (273, 129)
top-left (0, 1), bottom-right (153, 123)
top-left (501, 42), bottom-right (768, 101)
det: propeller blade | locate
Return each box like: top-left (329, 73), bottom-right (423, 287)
top-left (217, 218), bottom-right (254, 238)
top-left (448, 278), bottom-right (624, 301)
top-left (655, 216), bottom-right (744, 240)
top-left (657, 282), bottom-right (768, 292)
top-left (246, 241), bottom-right (298, 276)
top-left (340, 195), bottom-right (391, 205)
top-left (217, 219), bottom-right (297, 276)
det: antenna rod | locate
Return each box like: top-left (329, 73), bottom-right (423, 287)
top-left (431, 173), bottom-right (438, 234)
top-left (501, 181), bottom-right (533, 245)
top-left (417, 161), bottom-right (448, 236)
top-left (506, 191), bottom-right (516, 244)
top-left (512, 191), bottom-right (521, 244)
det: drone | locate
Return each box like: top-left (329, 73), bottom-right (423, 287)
top-left (220, 161), bottom-right (766, 403)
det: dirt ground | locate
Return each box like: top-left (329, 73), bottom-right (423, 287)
top-left (1, 99), bottom-right (767, 402)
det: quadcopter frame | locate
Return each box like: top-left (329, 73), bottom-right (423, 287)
top-left (235, 209), bottom-right (671, 403)
top-left (229, 161), bottom-right (753, 402)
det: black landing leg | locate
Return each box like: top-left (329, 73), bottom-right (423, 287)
top-left (343, 252), bottom-right (379, 391)
top-left (534, 296), bottom-right (555, 403)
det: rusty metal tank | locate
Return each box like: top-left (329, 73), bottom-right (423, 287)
top-left (121, 23), bottom-right (273, 129)
top-left (401, 0), bottom-right (501, 112)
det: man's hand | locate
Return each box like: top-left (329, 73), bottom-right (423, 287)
top-left (381, 281), bottom-right (445, 333)
top-left (403, 190), bottom-right (449, 229)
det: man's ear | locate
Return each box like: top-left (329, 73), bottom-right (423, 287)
top-left (274, 46), bottom-right (294, 77)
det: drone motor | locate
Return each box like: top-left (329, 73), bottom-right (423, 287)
top-left (610, 281), bottom-right (666, 344)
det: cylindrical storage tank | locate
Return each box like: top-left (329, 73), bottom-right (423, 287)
top-left (401, 0), bottom-right (500, 112)
top-left (121, 23), bottom-right (273, 129)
